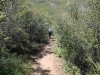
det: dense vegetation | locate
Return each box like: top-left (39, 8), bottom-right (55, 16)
top-left (54, 0), bottom-right (100, 75)
top-left (0, 0), bottom-right (49, 75)
top-left (0, 0), bottom-right (100, 75)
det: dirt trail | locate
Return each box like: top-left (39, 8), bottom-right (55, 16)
top-left (31, 38), bottom-right (66, 75)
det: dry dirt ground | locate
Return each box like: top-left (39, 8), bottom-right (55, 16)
top-left (30, 37), bottom-right (66, 75)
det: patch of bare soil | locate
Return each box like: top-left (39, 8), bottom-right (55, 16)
top-left (30, 37), bottom-right (66, 75)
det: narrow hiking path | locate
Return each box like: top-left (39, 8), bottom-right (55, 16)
top-left (30, 38), bottom-right (66, 75)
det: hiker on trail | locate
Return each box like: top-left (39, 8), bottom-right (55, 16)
top-left (48, 28), bottom-right (52, 38)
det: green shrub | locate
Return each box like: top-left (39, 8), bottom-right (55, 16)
top-left (0, 46), bottom-right (31, 75)
top-left (53, 0), bottom-right (100, 74)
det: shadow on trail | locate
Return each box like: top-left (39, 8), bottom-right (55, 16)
top-left (29, 49), bottom-right (53, 63)
top-left (29, 38), bottom-right (55, 74)
top-left (34, 66), bottom-right (50, 75)
top-left (29, 38), bottom-right (54, 60)
top-left (28, 66), bottom-right (51, 75)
